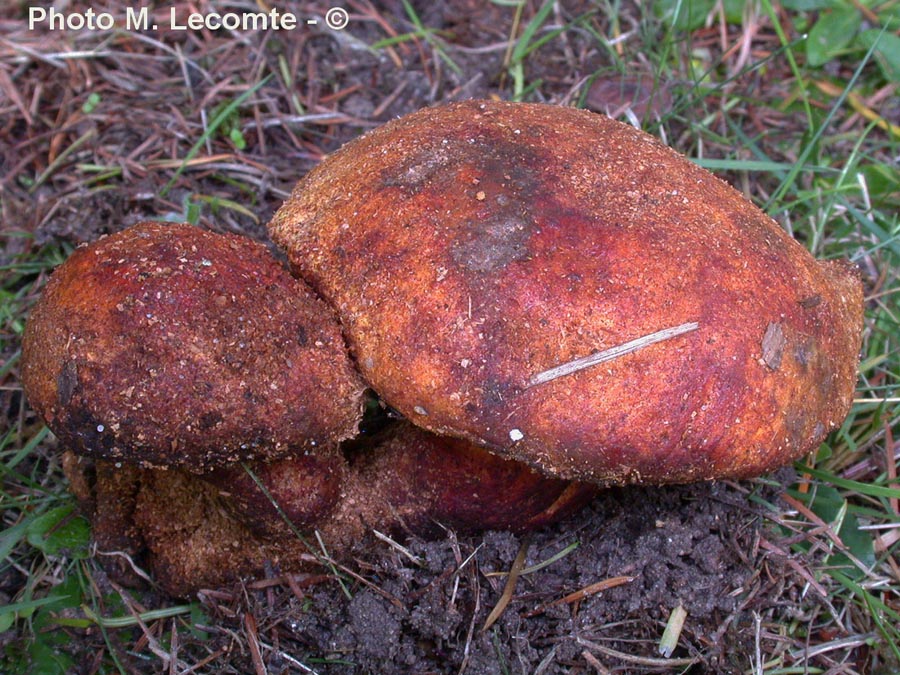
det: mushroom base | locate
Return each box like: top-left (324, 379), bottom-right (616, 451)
top-left (64, 424), bottom-right (597, 597)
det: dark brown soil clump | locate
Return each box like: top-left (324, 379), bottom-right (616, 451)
top-left (192, 475), bottom-right (803, 674)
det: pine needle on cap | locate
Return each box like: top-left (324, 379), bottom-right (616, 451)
top-left (527, 322), bottom-right (699, 387)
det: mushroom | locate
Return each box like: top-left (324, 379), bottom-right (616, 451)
top-left (84, 423), bottom-right (596, 595)
top-left (24, 221), bottom-right (595, 596)
top-left (22, 221), bottom-right (365, 471)
top-left (269, 99), bottom-right (864, 486)
top-left (22, 101), bottom-right (864, 597)
top-left (207, 421), bottom-right (597, 544)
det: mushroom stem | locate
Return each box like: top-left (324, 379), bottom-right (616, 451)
top-left (527, 321), bottom-right (700, 387)
top-left (64, 423), bottom-right (597, 596)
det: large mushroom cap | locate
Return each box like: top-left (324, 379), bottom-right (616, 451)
top-left (22, 221), bottom-right (366, 471)
top-left (269, 100), bottom-right (864, 485)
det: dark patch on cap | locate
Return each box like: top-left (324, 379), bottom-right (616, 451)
top-left (451, 213), bottom-right (535, 273)
top-left (798, 294), bottom-right (822, 309)
top-left (793, 338), bottom-right (814, 368)
top-left (761, 323), bottom-right (784, 370)
top-left (379, 149), bottom-right (454, 195)
top-left (199, 411), bottom-right (223, 431)
top-left (478, 378), bottom-right (523, 422)
top-left (784, 404), bottom-right (821, 451)
top-left (381, 132), bottom-right (547, 277)
top-left (57, 360), bottom-right (78, 408)
top-left (66, 406), bottom-right (116, 456)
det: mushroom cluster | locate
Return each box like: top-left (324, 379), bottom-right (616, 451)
top-left (22, 101), bottom-right (864, 596)
top-left (22, 220), bottom-right (596, 595)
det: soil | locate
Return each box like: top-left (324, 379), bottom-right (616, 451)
top-left (172, 473), bottom-right (811, 674)
top-left (1, 1), bottom-right (854, 673)
top-left (265, 482), bottom-right (783, 673)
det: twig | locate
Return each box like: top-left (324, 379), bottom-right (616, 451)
top-left (528, 322), bottom-right (699, 387)
top-left (372, 529), bottom-right (426, 566)
top-left (321, 551), bottom-right (406, 609)
top-left (168, 619), bottom-right (179, 675)
top-left (94, 547), bottom-right (155, 585)
top-left (243, 613), bottom-right (267, 675)
top-left (752, 611), bottom-right (762, 675)
top-left (534, 645), bottom-right (560, 675)
top-left (525, 576), bottom-right (634, 617)
top-left (175, 647), bottom-right (230, 674)
top-left (576, 636), bottom-right (700, 668)
top-left (104, 583), bottom-right (190, 672)
top-left (243, 112), bottom-right (352, 128)
top-left (581, 649), bottom-right (611, 674)
top-left (29, 128), bottom-right (97, 192)
top-left (789, 632), bottom-right (878, 660)
top-left (457, 547), bottom-right (480, 675)
top-left (554, 576), bottom-right (635, 607)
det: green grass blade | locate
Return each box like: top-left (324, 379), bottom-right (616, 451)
top-left (799, 464), bottom-right (900, 500)
top-left (764, 35), bottom-right (878, 212)
top-left (511, 0), bottom-right (557, 63)
top-left (692, 158), bottom-right (830, 173)
top-left (160, 75), bottom-right (271, 198)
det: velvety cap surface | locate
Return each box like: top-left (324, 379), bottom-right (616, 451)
top-left (23, 221), bottom-right (365, 471)
top-left (269, 100), bottom-right (863, 484)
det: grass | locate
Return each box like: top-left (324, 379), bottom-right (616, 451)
top-left (1, 0), bottom-right (899, 672)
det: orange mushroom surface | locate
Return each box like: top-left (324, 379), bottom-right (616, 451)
top-left (20, 101), bottom-right (865, 597)
top-left (269, 100), bottom-right (864, 485)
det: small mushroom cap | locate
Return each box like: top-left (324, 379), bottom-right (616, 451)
top-left (23, 221), bottom-right (366, 471)
top-left (269, 100), bottom-right (864, 484)
top-left (200, 423), bottom-right (595, 545)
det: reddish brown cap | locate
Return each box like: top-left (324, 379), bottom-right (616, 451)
top-left (269, 100), bottom-right (864, 484)
top-left (205, 445), bottom-right (347, 537)
top-left (22, 221), bottom-right (366, 471)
